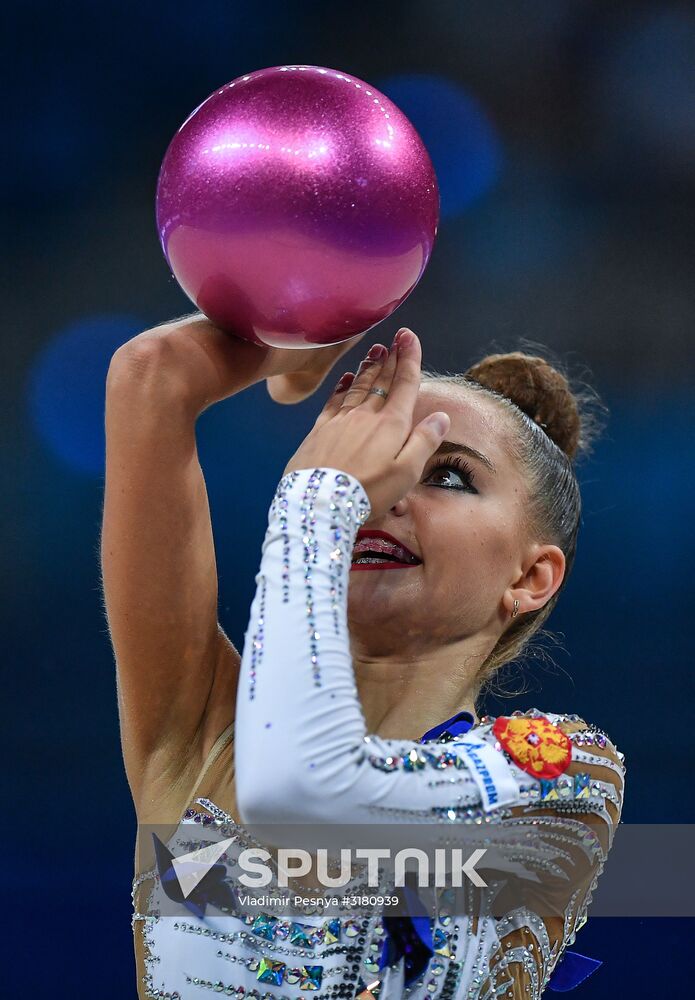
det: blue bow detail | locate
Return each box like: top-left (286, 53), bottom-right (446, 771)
top-left (547, 950), bottom-right (602, 991)
top-left (418, 710), bottom-right (476, 743)
top-left (378, 711), bottom-right (602, 992)
top-left (152, 832), bottom-right (239, 919)
top-left (379, 874), bottom-right (434, 987)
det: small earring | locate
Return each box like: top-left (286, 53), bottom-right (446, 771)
top-left (511, 599), bottom-right (520, 619)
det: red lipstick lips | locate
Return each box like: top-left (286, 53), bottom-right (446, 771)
top-left (351, 529), bottom-right (422, 570)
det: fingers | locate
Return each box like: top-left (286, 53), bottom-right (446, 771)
top-left (342, 326), bottom-right (416, 411)
top-left (397, 409), bottom-right (451, 473)
top-left (359, 332), bottom-right (401, 407)
top-left (338, 342), bottom-right (390, 410)
top-left (386, 328), bottom-right (451, 468)
top-left (315, 329), bottom-right (406, 425)
top-left (380, 328), bottom-right (423, 417)
top-left (313, 371), bottom-right (355, 426)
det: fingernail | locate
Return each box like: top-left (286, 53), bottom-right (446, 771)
top-left (335, 372), bottom-right (353, 392)
top-left (427, 413), bottom-right (449, 435)
top-left (397, 330), bottom-right (415, 349)
top-left (367, 344), bottom-right (388, 361)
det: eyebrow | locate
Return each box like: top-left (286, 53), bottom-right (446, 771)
top-left (433, 440), bottom-right (497, 474)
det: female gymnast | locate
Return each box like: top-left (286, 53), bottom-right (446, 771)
top-left (102, 315), bottom-right (624, 999)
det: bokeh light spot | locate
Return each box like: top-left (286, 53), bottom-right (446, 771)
top-left (376, 74), bottom-right (503, 217)
top-left (27, 314), bottom-right (144, 475)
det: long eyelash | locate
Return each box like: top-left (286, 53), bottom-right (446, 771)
top-left (427, 456), bottom-right (477, 491)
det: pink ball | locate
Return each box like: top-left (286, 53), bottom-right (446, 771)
top-left (156, 65), bottom-right (439, 348)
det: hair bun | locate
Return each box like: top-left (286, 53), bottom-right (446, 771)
top-left (465, 352), bottom-right (582, 459)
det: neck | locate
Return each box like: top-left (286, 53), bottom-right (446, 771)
top-left (349, 632), bottom-right (495, 740)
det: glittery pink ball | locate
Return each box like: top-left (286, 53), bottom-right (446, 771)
top-left (156, 65), bottom-right (439, 348)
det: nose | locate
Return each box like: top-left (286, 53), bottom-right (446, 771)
top-left (390, 495), bottom-right (409, 514)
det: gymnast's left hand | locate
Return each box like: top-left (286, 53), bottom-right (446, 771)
top-left (282, 328), bottom-right (451, 519)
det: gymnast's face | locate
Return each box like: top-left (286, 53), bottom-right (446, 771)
top-left (347, 384), bottom-right (532, 653)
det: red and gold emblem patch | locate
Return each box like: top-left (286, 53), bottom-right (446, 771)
top-left (492, 715), bottom-right (571, 779)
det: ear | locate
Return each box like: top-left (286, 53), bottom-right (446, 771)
top-left (503, 544), bottom-right (566, 617)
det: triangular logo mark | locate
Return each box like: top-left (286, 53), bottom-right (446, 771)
top-left (171, 837), bottom-right (236, 898)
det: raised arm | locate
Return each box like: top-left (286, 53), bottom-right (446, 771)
top-left (101, 313), bottom-right (366, 816)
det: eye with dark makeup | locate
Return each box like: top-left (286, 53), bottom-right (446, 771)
top-left (425, 456), bottom-right (478, 493)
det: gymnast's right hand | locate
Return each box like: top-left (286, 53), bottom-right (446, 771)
top-left (110, 311), bottom-right (371, 412)
top-left (283, 329), bottom-right (451, 519)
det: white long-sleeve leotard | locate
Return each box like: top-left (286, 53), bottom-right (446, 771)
top-left (234, 468), bottom-right (626, 999)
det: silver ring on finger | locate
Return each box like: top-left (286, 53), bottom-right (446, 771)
top-left (367, 387), bottom-right (389, 400)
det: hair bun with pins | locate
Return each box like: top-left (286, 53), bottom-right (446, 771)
top-left (465, 352), bottom-right (582, 460)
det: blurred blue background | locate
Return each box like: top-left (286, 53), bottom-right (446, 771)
top-left (4, 1), bottom-right (693, 995)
